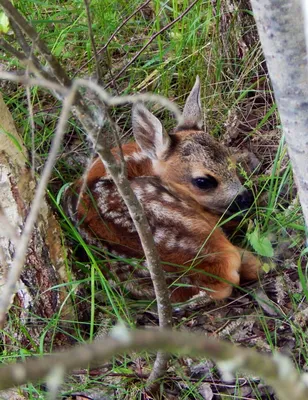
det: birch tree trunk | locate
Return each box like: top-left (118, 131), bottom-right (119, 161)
top-left (250, 0), bottom-right (308, 231)
top-left (0, 93), bottom-right (78, 350)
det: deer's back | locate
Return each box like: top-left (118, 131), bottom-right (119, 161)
top-left (64, 176), bottom-right (231, 300)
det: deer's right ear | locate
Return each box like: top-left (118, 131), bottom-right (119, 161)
top-left (176, 76), bottom-right (203, 131)
top-left (132, 103), bottom-right (171, 160)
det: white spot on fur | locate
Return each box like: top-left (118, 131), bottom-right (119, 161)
top-left (166, 236), bottom-right (178, 250)
top-left (132, 186), bottom-right (145, 200)
top-left (154, 228), bottom-right (167, 244)
top-left (178, 238), bottom-right (199, 252)
top-left (105, 210), bottom-right (122, 219)
top-left (96, 199), bottom-right (110, 215)
top-left (145, 184), bottom-right (157, 195)
top-left (113, 217), bottom-right (128, 226)
top-left (162, 192), bottom-right (175, 203)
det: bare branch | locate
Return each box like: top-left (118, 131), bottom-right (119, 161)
top-left (74, 78), bottom-right (181, 120)
top-left (0, 71), bottom-right (67, 93)
top-left (0, 328), bottom-right (306, 400)
top-left (70, 81), bottom-right (174, 387)
top-left (0, 38), bottom-right (27, 61)
top-left (25, 70), bottom-right (36, 177)
top-left (10, 18), bottom-right (32, 57)
top-left (0, 72), bottom-right (181, 120)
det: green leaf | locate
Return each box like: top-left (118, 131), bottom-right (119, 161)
top-left (262, 261), bottom-right (275, 273)
top-left (0, 12), bottom-right (10, 34)
top-left (247, 227), bottom-right (274, 257)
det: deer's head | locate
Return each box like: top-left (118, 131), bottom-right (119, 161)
top-left (132, 77), bottom-right (252, 215)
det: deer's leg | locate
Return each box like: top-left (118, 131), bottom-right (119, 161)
top-left (236, 247), bottom-right (261, 281)
top-left (190, 237), bottom-right (242, 300)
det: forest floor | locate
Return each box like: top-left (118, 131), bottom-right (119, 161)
top-left (1, 0), bottom-right (308, 399)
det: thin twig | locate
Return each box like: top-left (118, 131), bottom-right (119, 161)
top-left (25, 59), bottom-right (36, 177)
top-left (0, 87), bottom-right (77, 327)
top-left (75, 0), bottom-right (152, 76)
top-left (10, 18), bottom-right (32, 56)
top-left (74, 78), bottom-right (181, 120)
top-left (10, 13), bottom-right (44, 170)
top-left (70, 77), bottom-right (174, 387)
top-left (0, 38), bottom-right (28, 62)
top-left (105, 0), bottom-right (201, 88)
top-left (0, 72), bottom-right (181, 120)
top-left (83, 0), bottom-right (102, 83)
top-left (0, 328), bottom-right (307, 400)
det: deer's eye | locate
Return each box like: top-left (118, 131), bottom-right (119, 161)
top-left (192, 176), bottom-right (218, 190)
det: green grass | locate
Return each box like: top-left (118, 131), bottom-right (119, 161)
top-left (1, 0), bottom-right (308, 398)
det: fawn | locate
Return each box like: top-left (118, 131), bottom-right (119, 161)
top-left (64, 77), bottom-right (260, 302)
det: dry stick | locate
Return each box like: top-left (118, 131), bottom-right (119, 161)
top-left (10, 18), bottom-right (32, 57)
top-left (74, 78), bottom-right (182, 119)
top-left (83, 0), bottom-right (102, 83)
top-left (0, 38), bottom-right (29, 62)
top-left (0, 329), bottom-right (307, 400)
top-left (26, 85), bottom-right (35, 177)
top-left (10, 19), bottom-right (38, 176)
top-left (25, 63), bottom-right (36, 177)
top-left (0, 39), bottom-right (58, 86)
top-left (69, 80), bottom-right (180, 389)
top-left (0, 72), bottom-right (182, 118)
top-left (0, 87), bottom-right (77, 327)
top-left (105, 0), bottom-right (201, 88)
top-left (71, 81), bottom-right (173, 389)
top-left (0, 72), bottom-right (67, 93)
top-left (75, 0), bottom-right (152, 76)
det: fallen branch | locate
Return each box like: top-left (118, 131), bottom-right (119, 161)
top-left (0, 328), bottom-right (307, 400)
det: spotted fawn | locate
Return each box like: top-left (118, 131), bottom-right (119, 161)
top-left (64, 77), bottom-right (260, 302)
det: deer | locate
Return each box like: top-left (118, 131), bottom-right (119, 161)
top-left (64, 77), bottom-right (261, 303)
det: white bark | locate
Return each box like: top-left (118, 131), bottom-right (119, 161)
top-left (0, 93), bottom-right (77, 348)
top-left (250, 0), bottom-right (308, 232)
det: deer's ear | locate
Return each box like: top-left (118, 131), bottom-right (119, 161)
top-left (177, 76), bottom-right (203, 131)
top-left (132, 103), bottom-right (171, 160)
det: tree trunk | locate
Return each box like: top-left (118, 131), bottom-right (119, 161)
top-left (0, 93), bottom-right (78, 351)
top-left (250, 0), bottom-right (308, 232)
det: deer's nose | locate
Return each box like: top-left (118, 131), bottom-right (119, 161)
top-left (229, 189), bottom-right (254, 213)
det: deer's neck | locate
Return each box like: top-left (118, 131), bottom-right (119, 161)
top-left (85, 142), bottom-right (153, 186)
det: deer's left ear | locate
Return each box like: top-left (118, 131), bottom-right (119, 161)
top-left (176, 76), bottom-right (203, 131)
top-left (132, 103), bottom-right (171, 160)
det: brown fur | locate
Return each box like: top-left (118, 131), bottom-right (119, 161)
top-left (64, 78), bottom-right (260, 302)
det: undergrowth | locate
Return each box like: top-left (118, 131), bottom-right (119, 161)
top-left (1, 0), bottom-right (307, 398)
